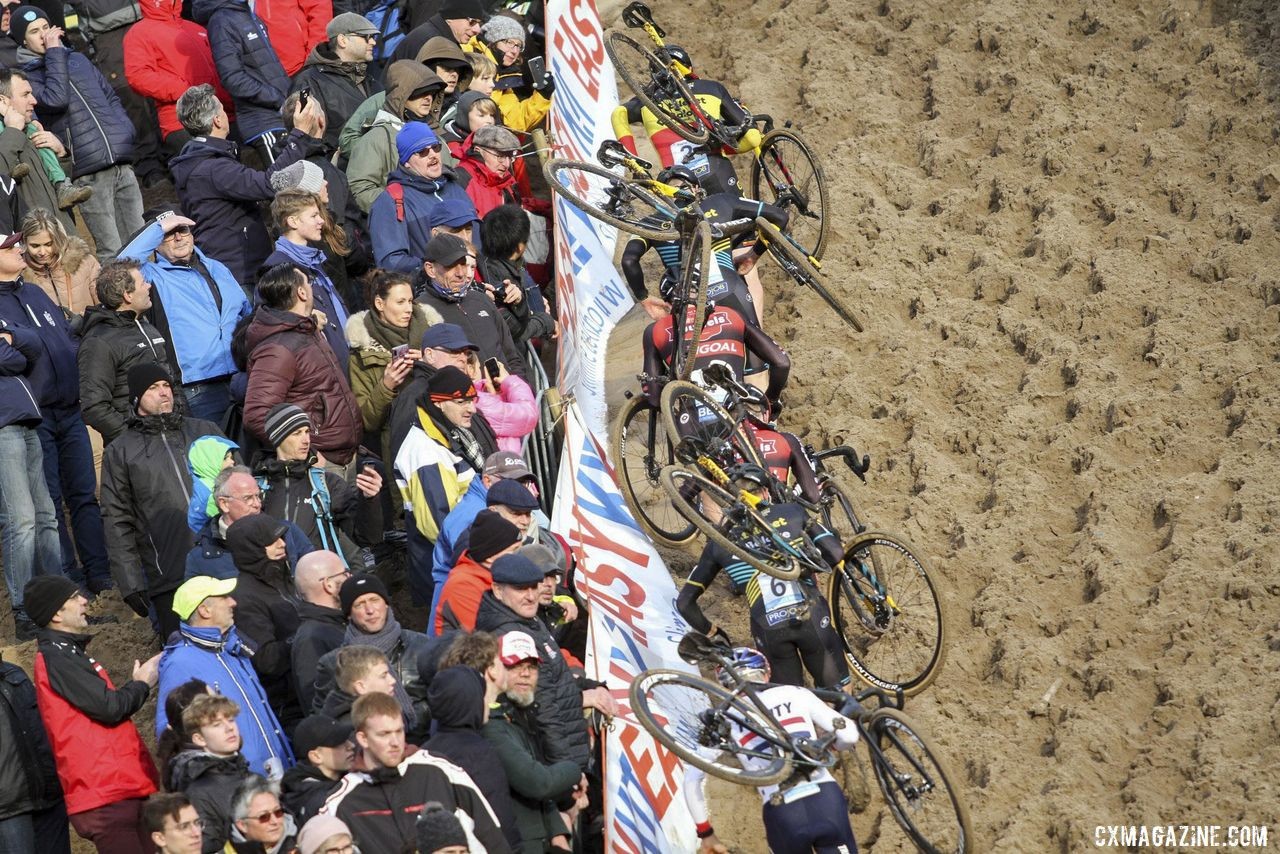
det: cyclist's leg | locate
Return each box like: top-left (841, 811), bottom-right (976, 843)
top-left (797, 590), bottom-right (851, 690)
top-left (753, 610), bottom-right (806, 686)
top-left (762, 782), bottom-right (857, 853)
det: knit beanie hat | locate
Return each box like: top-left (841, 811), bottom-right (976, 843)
top-left (9, 5), bottom-right (48, 45)
top-left (466, 509), bottom-right (521, 563)
top-left (339, 573), bottom-right (390, 616)
top-left (481, 14), bottom-right (524, 46)
top-left (416, 802), bottom-right (468, 853)
top-left (297, 815), bottom-right (353, 854)
top-left (439, 0), bottom-right (483, 20)
top-left (127, 361), bottom-right (173, 413)
top-left (427, 366), bottom-right (477, 402)
top-left (264, 403), bottom-right (311, 449)
top-left (22, 575), bottom-right (79, 628)
top-left (396, 121), bottom-right (441, 165)
top-left (269, 160), bottom-right (327, 195)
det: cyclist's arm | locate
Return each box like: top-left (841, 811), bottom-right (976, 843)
top-left (804, 517), bottom-right (845, 569)
top-left (704, 80), bottom-right (761, 152)
top-left (641, 322), bottom-right (667, 407)
top-left (612, 97), bottom-right (645, 155)
top-left (785, 432), bottom-right (822, 504)
top-left (730, 198), bottom-right (790, 259)
top-left (743, 324), bottom-right (790, 404)
top-left (799, 688), bottom-right (859, 749)
top-left (676, 544), bottom-right (725, 636)
top-left (621, 235), bottom-right (652, 300)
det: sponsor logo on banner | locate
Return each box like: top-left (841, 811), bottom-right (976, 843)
top-left (551, 403), bottom-right (697, 853)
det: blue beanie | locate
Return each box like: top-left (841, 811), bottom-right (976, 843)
top-left (396, 122), bottom-right (441, 165)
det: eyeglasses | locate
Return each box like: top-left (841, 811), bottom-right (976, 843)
top-left (352, 32), bottom-right (378, 41)
top-left (321, 569), bottom-right (352, 585)
top-left (412, 144), bottom-right (443, 157)
top-left (481, 147), bottom-right (517, 161)
top-left (466, 17), bottom-right (482, 25)
top-left (248, 807), bottom-right (286, 824)
top-left (162, 225), bottom-right (192, 240)
top-left (229, 492), bottom-right (264, 505)
top-left (322, 843), bottom-right (356, 854)
top-left (174, 817), bottom-right (205, 833)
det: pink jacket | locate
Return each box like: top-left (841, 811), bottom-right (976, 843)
top-left (475, 374), bottom-right (538, 453)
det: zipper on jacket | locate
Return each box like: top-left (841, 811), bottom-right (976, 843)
top-left (69, 77), bottom-right (115, 166)
top-left (161, 428), bottom-right (192, 502)
top-left (134, 316), bottom-right (162, 361)
top-left (215, 649), bottom-right (281, 764)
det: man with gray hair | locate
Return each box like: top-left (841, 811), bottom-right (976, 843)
top-left (167, 83), bottom-right (325, 286)
top-left (185, 466), bottom-right (316, 581)
top-left (291, 551), bottom-right (349, 711)
top-left (229, 775), bottom-right (297, 853)
top-left (77, 260), bottom-right (183, 444)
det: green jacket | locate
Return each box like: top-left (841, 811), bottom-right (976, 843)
top-left (483, 698), bottom-right (579, 853)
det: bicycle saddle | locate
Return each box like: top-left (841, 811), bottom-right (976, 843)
top-left (621, 2), bottom-right (664, 37)
top-left (677, 630), bottom-right (730, 665)
top-left (597, 139), bottom-right (650, 171)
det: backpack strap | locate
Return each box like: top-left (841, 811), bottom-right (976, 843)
top-left (387, 181), bottom-right (405, 222)
top-left (307, 466), bottom-right (349, 568)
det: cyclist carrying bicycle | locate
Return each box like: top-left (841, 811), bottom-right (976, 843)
top-left (621, 165), bottom-right (789, 327)
top-left (611, 44), bottom-right (761, 195)
top-left (676, 464), bottom-right (851, 690)
top-left (685, 646), bottom-right (861, 854)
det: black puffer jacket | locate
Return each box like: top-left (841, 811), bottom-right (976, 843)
top-left (311, 624), bottom-right (432, 736)
top-left (426, 666), bottom-right (521, 850)
top-left (22, 45), bottom-right (134, 177)
top-left (100, 412), bottom-right (225, 598)
top-left (290, 600), bottom-right (345, 713)
top-left (77, 306), bottom-right (182, 443)
top-left (225, 514), bottom-right (302, 728)
top-left (169, 749), bottom-right (250, 853)
top-left (280, 761), bottom-right (340, 825)
top-left (474, 592), bottom-right (588, 770)
top-left (253, 453), bottom-right (375, 568)
top-left (290, 43), bottom-right (380, 152)
top-left (192, 0), bottom-right (289, 141)
top-left (0, 661), bottom-right (64, 821)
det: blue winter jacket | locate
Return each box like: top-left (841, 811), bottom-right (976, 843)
top-left (0, 325), bottom-right (44, 428)
top-left (0, 278), bottom-right (79, 409)
top-left (21, 45), bottom-right (134, 178)
top-left (262, 238), bottom-right (351, 371)
top-left (184, 515), bottom-right (316, 580)
top-left (169, 133), bottom-right (314, 286)
top-left (428, 475), bottom-right (487, 635)
top-left (192, 0), bottom-right (289, 142)
top-left (368, 166), bottom-right (477, 273)
top-left (157, 622), bottom-right (295, 777)
top-left (118, 221), bottom-right (251, 385)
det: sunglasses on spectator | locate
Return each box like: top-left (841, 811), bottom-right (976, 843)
top-left (352, 32), bottom-right (378, 41)
top-left (413, 144), bottom-right (444, 157)
top-left (163, 225), bottom-right (192, 239)
top-left (249, 808), bottom-right (286, 824)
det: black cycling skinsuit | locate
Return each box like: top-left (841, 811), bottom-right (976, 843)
top-left (676, 501), bottom-right (849, 688)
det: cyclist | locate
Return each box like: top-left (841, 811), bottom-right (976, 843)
top-left (611, 45), bottom-right (760, 195)
top-left (621, 165), bottom-right (788, 328)
top-left (675, 464), bottom-right (850, 690)
top-left (686, 647), bottom-right (860, 854)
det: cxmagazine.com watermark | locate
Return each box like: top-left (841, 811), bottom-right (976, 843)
top-left (1095, 825), bottom-right (1269, 848)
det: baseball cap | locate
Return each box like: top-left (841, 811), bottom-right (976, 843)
top-left (326, 11), bottom-right (378, 38)
top-left (429, 196), bottom-right (479, 230)
top-left (423, 233), bottom-right (469, 266)
top-left (498, 630), bottom-right (540, 665)
top-left (420, 322), bottom-right (478, 352)
top-left (172, 576), bottom-right (237, 620)
top-left (483, 451), bottom-right (532, 480)
top-left (486, 478), bottom-right (539, 511)
top-left (293, 714), bottom-right (354, 757)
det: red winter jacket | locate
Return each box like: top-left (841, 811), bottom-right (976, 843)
top-left (34, 631), bottom-right (159, 815)
top-left (256, 0), bottom-right (332, 76)
top-left (125, 0), bottom-right (235, 138)
top-left (434, 551), bottom-right (492, 636)
top-left (456, 151), bottom-right (520, 222)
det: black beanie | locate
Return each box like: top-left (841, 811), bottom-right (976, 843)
top-left (22, 575), bottom-right (79, 628)
top-left (339, 572), bottom-right (390, 616)
top-left (466, 509), bottom-right (521, 564)
top-left (127, 361), bottom-right (172, 413)
top-left (9, 5), bottom-right (49, 46)
top-left (416, 801), bottom-right (468, 853)
top-left (263, 403), bottom-right (310, 449)
top-left (438, 0), bottom-right (483, 20)
top-left (427, 365), bottom-right (476, 403)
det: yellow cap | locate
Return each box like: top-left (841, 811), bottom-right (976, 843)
top-left (172, 576), bottom-right (237, 620)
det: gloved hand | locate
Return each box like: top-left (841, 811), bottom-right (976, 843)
top-left (534, 69), bottom-right (555, 95)
top-left (768, 395), bottom-right (785, 420)
top-left (124, 591), bottom-right (151, 619)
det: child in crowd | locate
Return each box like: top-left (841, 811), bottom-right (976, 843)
top-left (168, 694), bottom-right (253, 853)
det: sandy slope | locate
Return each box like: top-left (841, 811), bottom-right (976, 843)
top-left (604, 0), bottom-right (1280, 849)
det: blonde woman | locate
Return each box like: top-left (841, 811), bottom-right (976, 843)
top-left (21, 207), bottom-right (100, 324)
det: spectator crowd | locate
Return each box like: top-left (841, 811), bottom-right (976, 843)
top-left (0, 0), bottom-right (615, 851)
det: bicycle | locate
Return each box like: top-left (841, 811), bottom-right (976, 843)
top-left (605, 1), bottom-right (830, 260)
top-left (630, 631), bottom-right (973, 853)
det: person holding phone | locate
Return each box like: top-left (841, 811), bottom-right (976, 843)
top-left (478, 15), bottom-right (552, 133)
top-left (467, 350), bottom-right (536, 454)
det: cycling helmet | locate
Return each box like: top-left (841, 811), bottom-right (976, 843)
top-left (664, 44), bottom-right (692, 73)
top-left (717, 646), bottom-right (769, 687)
top-left (657, 164), bottom-right (699, 188)
top-left (726, 462), bottom-right (770, 490)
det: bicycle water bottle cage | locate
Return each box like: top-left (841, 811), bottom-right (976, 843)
top-left (622, 2), bottom-right (663, 36)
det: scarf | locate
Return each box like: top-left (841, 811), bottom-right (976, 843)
top-left (364, 307), bottom-right (411, 351)
top-left (424, 400), bottom-right (485, 472)
top-left (343, 614), bottom-right (417, 729)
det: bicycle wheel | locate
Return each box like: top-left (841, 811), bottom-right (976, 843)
top-left (659, 380), bottom-right (766, 471)
top-left (670, 221), bottom-right (712, 381)
top-left (605, 31), bottom-right (711, 146)
top-left (827, 532), bottom-right (945, 696)
top-left (868, 708), bottom-right (974, 853)
top-left (545, 159), bottom-right (680, 241)
top-left (611, 396), bottom-right (697, 547)
top-left (630, 668), bottom-right (793, 786)
top-left (659, 466), bottom-right (804, 581)
top-left (755, 218), bottom-right (864, 333)
top-left (750, 130), bottom-right (829, 260)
